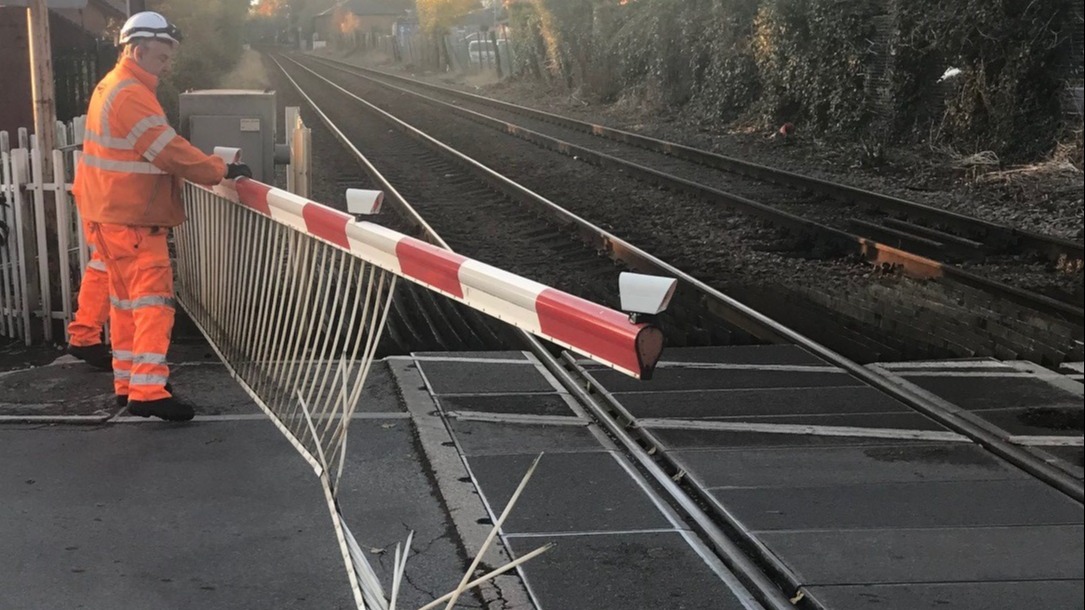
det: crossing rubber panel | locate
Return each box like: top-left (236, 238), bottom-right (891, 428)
top-left (417, 359), bottom-right (554, 394)
top-left (651, 428), bottom-right (924, 450)
top-left (713, 479), bottom-right (1082, 530)
top-left (1045, 445), bottom-right (1085, 468)
top-left (507, 532), bottom-right (754, 610)
top-left (806, 580), bottom-right (1085, 610)
top-left (448, 419), bottom-right (601, 456)
top-left (614, 385), bottom-right (916, 418)
top-left (648, 344), bottom-right (827, 365)
top-left (645, 410), bottom-right (946, 430)
top-left (671, 443), bottom-right (1027, 488)
top-left (437, 392), bottom-right (578, 417)
top-left (758, 525), bottom-right (1084, 584)
top-left (586, 366), bottom-right (861, 392)
top-left (413, 351), bottom-right (531, 360)
top-left (903, 375), bottom-right (1081, 412)
top-left (715, 411), bottom-right (947, 429)
top-left (971, 406), bottom-right (1084, 436)
top-left (467, 451), bottom-right (673, 534)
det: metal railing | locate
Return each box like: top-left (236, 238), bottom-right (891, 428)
top-left (178, 181), bottom-right (394, 608)
top-left (176, 176), bottom-right (663, 609)
top-left (178, 182), bottom-right (394, 488)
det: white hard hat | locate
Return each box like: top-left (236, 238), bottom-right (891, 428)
top-left (119, 11), bottom-right (183, 45)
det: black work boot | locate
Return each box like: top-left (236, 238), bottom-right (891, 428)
top-left (68, 343), bottom-right (112, 371)
top-left (117, 383), bottom-right (172, 408)
top-left (128, 396), bottom-right (195, 422)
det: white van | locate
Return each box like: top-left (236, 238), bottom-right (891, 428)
top-left (467, 40), bottom-right (497, 65)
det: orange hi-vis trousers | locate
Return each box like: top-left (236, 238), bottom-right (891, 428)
top-left (67, 223), bottom-right (111, 347)
top-left (88, 223), bottom-right (175, 402)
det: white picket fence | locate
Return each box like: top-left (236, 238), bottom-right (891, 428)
top-left (0, 110), bottom-right (311, 346)
top-left (0, 119), bottom-right (89, 345)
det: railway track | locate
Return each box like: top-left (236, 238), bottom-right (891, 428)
top-left (267, 52), bottom-right (1084, 610)
top-left (277, 52), bottom-right (1082, 367)
top-left (307, 57), bottom-right (1083, 262)
top-left (300, 55), bottom-right (1084, 321)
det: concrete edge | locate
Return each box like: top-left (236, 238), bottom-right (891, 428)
top-left (388, 358), bottom-right (537, 610)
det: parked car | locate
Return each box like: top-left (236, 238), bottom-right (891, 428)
top-left (467, 39), bottom-right (497, 66)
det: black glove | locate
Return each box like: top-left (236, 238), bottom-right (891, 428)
top-left (225, 163), bottom-right (253, 180)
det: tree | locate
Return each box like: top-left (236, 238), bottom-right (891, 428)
top-left (250, 0), bottom-right (340, 44)
top-left (415, 0), bottom-right (479, 34)
top-left (253, 0), bottom-right (292, 17)
top-left (147, 0), bottom-right (251, 119)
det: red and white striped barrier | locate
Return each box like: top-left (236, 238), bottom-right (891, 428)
top-left (216, 178), bottom-right (664, 379)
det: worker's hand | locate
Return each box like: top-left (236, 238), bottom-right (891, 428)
top-left (225, 163), bottom-right (253, 180)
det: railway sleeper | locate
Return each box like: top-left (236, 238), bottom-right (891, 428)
top-left (881, 217), bottom-right (988, 258)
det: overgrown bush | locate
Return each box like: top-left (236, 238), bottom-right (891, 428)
top-left (588, 0), bottom-right (734, 108)
top-left (688, 0), bottom-right (762, 125)
top-left (506, 0), bottom-right (1078, 161)
top-left (149, 0), bottom-right (250, 122)
top-left (752, 0), bottom-right (881, 132)
top-left (892, 0), bottom-right (1071, 161)
top-left (590, 1), bottom-right (652, 100)
top-left (507, 2), bottom-right (549, 81)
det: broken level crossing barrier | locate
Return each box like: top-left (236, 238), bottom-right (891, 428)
top-left (175, 176), bottom-right (666, 609)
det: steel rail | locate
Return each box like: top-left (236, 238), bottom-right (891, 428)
top-left (300, 55), bottom-right (1084, 326)
top-left (309, 55), bottom-right (1085, 269)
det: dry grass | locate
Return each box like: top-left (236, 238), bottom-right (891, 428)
top-left (463, 70), bottom-right (502, 88)
top-left (974, 159), bottom-right (1082, 184)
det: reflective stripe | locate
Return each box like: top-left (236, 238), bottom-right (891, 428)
top-left (114, 350), bottom-right (135, 362)
top-left (114, 369), bottom-right (132, 380)
top-left (143, 128), bottom-right (176, 162)
top-left (98, 78), bottom-right (139, 138)
top-left (127, 115), bottom-right (169, 142)
top-left (83, 129), bottom-right (135, 150)
top-left (132, 352), bottom-right (168, 366)
top-left (81, 153), bottom-right (167, 174)
top-left (130, 373), bottom-right (169, 386)
top-left (111, 295), bottom-right (175, 310)
top-left (87, 260), bottom-right (108, 272)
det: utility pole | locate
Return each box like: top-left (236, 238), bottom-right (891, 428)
top-left (27, 0), bottom-right (57, 164)
top-left (25, 0), bottom-right (60, 336)
top-left (127, 0), bottom-right (145, 15)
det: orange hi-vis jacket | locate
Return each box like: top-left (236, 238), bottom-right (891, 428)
top-left (75, 56), bottom-right (226, 228)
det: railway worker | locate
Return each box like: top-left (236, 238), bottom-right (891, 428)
top-left (74, 10), bottom-right (251, 421)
